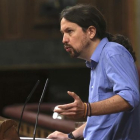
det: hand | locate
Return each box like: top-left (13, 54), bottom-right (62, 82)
top-left (47, 131), bottom-right (68, 139)
top-left (54, 91), bottom-right (85, 119)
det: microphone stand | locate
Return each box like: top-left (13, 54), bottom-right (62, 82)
top-left (18, 80), bottom-right (40, 136)
top-left (33, 78), bottom-right (49, 140)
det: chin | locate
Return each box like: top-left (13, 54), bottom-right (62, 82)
top-left (68, 50), bottom-right (80, 58)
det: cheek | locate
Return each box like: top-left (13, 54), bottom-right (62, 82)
top-left (72, 35), bottom-right (84, 44)
top-left (69, 36), bottom-right (78, 46)
top-left (70, 33), bottom-right (87, 49)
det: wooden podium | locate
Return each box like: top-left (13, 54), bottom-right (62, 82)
top-left (0, 117), bottom-right (71, 140)
top-left (0, 116), bottom-right (20, 140)
top-left (0, 117), bottom-right (48, 140)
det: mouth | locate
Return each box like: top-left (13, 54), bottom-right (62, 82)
top-left (66, 47), bottom-right (71, 52)
top-left (64, 45), bottom-right (72, 52)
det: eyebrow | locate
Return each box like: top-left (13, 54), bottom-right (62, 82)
top-left (60, 27), bottom-right (72, 34)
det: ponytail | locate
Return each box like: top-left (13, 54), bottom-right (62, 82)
top-left (106, 33), bottom-right (136, 62)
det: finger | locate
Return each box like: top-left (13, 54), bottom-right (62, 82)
top-left (56, 103), bottom-right (75, 111)
top-left (54, 107), bottom-right (76, 115)
top-left (53, 105), bottom-right (63, 112)
top-left (47, 132), bottom-right (57, 139)
top-left (67, 91), bottom-right (80, 100)
top-left (58, 107), bottom-right (84, 115)
top-left (60, 112), bottom-right (76, 116)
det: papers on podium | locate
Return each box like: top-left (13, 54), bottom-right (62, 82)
top-left (20, 137), bottom-right (51, 140)
top-left (20, 137), bottom-right (72, 140)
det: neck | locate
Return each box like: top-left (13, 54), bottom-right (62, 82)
top-left (78, 38), bottom-right (101, 61)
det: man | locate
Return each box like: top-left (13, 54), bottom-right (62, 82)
top-left (47, 4), bottom-right (140, 140)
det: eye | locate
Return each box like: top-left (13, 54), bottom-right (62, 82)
top-left (67, 29), bottom-right (73, 35)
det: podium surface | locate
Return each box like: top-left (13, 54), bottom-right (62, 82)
top-left (20, 137), bottom-right (71, 140)
top-left (20, 138), bottom-right (48, 140)
top-left (20, 137), bottom-right (49, 140)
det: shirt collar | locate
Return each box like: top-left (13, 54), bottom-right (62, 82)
top-left (86, 37), bottom-right (109, 69)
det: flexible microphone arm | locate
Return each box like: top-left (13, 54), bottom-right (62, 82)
top-left (17, 80), bottom-right (40, 136)
top-left (33, 78), bottom-right (49, 140)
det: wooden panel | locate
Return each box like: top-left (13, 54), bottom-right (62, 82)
top-left (22, 0), bottom-right (61, 39)
top-left (124, 1), bottom-right (136, 51)
top-left (94, 0), bottom-right (136, 53)
top-left (0, 0), bottom-right (25, 39)
top-left (0, 0), bottom-right (136, 41)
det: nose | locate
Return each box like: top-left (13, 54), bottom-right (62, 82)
top-left (62, 34), bottom-right (69, 44)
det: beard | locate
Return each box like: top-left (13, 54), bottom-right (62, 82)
top-left (64, 37), bottom-right (90, 58)
top-left (68, 47), bottom-right (80, 58)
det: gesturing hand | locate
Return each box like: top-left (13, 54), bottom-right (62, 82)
top-left (54, 91), bottom-right (85, 119)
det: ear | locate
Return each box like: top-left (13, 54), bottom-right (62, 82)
top-left (87, 26), bottom-right (96, 39)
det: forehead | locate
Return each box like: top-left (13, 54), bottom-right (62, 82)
top-left (60, 18), bottom-right (79, 32)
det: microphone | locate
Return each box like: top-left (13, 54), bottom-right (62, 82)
top-left (18, 80), bottom-right (40, 136)
top-left (33, 78), bottom-right (49, 140)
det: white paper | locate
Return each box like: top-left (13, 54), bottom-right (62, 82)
top-left (20, 137), bottom-right (52, 140)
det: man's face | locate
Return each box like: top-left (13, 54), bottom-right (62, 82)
top-left (60, 18), bottom-right (90, 58)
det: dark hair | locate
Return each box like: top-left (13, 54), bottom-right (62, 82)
top-left (60, 4), bottom-right (136, 61)
top-left (60, 4), bottom-right (106, 39)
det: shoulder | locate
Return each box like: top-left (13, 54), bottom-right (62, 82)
top-left (104, 42), bottom-right (125, 55)
top-left (102, 42), bottom-right (133, 61)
